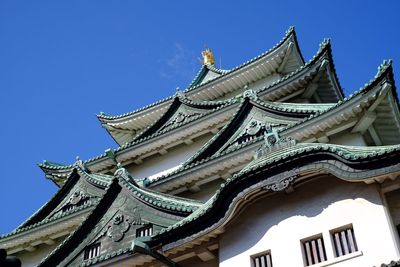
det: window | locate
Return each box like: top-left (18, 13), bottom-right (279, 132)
top-left (302, 235), bottom-right (327, 266)
top-left (84, 243), bottom-right (100, 260)
top-left (331, 225), bottom-right (358, 257)
top-left (251, 251), bottom-right (273, 267)
top-left (136, 224), bottom-right (153, 237)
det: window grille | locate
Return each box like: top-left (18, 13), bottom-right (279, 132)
top-left (302, 235), bottom-right (327, 266)
top-left (331, 226), bottom-right (358, 257)
top-left (84, 243), bottom-right (100, 260)
top-left (136, 224), bottom-right (153, 237)
top-left (251, 251), bottom-right (273, 267)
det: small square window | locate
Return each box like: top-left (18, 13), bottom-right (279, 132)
top-left (331, 225), bottom-right (358, 257)
top-left (136, 224), bottom-right (153, 237)
top-left (302, 234), bottom-right (327, 266)
top-left (84, 243), bottom-right (100, 260)
top-left (251, 251), bottom-right (273, 267)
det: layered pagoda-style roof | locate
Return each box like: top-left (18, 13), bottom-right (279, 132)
top-left (39, 59), bottom-right (400, 193)
top-left (97, 27), bottom-right (306, 146)
top-left (3, 26), bottom-right (400, 267)
top-left (39, 38), bottom-right (352, 188)
top-left (144, 61), bottom-right (399, 194)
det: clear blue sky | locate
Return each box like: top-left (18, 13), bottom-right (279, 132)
top-left (0, 1), bottom-right (399, 234)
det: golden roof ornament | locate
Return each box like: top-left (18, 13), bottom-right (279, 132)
top-left (201, 47), bottom-right (215, 65)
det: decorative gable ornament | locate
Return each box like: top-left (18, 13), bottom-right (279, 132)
top-left (114, 164), bottom-right (137, 186)
top-left (242, 88), bottom-right (258, 101)
top-left (255, 127), bottom-right (296, 160)
top-left (201, 47), bottom-right (215, 65)
top-left (106, 214), bottom-right (134, 242)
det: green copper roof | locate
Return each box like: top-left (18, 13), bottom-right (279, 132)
top-left (37, 166), bottom-right (205, 267)
top-left (183, 26), bottom-right (304, 93)
top-left (0, 198), bottom-right (97, 240)
top-left (281, 59), bottom-right (395, 133)
top-left (148, 142), bottom-right (400, 245)
top-left (256, 38), bottom-right (343, 101)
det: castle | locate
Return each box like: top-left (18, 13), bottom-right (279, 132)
top-left (1, 27), bottom-right (400, 267)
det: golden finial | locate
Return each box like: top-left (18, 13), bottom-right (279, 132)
top-left (201, 47), bottom-right (215, 65)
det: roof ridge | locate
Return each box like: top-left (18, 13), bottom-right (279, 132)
top-left (37, 178), bottom-right (120, 267)
top-left (114, 165), bottom-right (203, 212)
top-left (183, 26), bottom-right (298, 94)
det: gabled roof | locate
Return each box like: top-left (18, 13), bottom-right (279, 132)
top-left (132, 91), bottom-right (233, 142)
top-left (146, 141), bottom-right (400, 250)
top-left (146, 61), bottom-right (399, 192)
top-left (283, 60), bottom-right (400, 144)
top-left (145, 91), bottom-right (334, 190)
top-left (41, 41), bottom-right (346, 187)
top-left (98, 27), bottom-right (305, 146)
top-left (187, 64), bottom-right (229, 88)
top-left (37, 166), bottom-right (202, 267)
top-left (184, 26), bottom-right (305, 95)
top-left (257, 38), bottom-right (344, 103)
top-left (180, 91), bottom-right (327, 167)
top-left (0, 166), bottom-right (113, 253)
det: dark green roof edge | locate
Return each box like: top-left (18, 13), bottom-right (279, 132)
top-left (133, 93), bottom-right (230, 142)
top-left (0, 199), bottom-right (96, 240)
top-left (147, 60), bottom-right (398, 187)
top-left (38, 178), bottom-right (121, 267)
top-left (281, 59), bottom-right (397, 132)
top-left (37, 168), bottom-right (205, 267)
top-left (256, 38), bottom-right (344, 101)
top-left (17, 169), bottom-right (81, 229)
top-left (147, 143), bottom-right (400, 246)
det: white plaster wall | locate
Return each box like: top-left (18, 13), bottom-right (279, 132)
top-left (176, 179), bottom-right (223, 202)
top-left (386, 189), bottom-right (400, 226)
top-left (219, 177), bottom-right (399, 267)
top-left (126, 134), bottom-right (212, 181)
top-left (15, 243), bottom-right (59, 267)
top-left (330, 132), bottom-right (367, 146)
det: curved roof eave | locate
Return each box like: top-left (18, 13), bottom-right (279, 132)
top-left (257, 38), bottom-right (344, 102)
top-left (283, 60), bottom-right (397, 138)
top-left (146, 142), bottom-right (400, 249)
